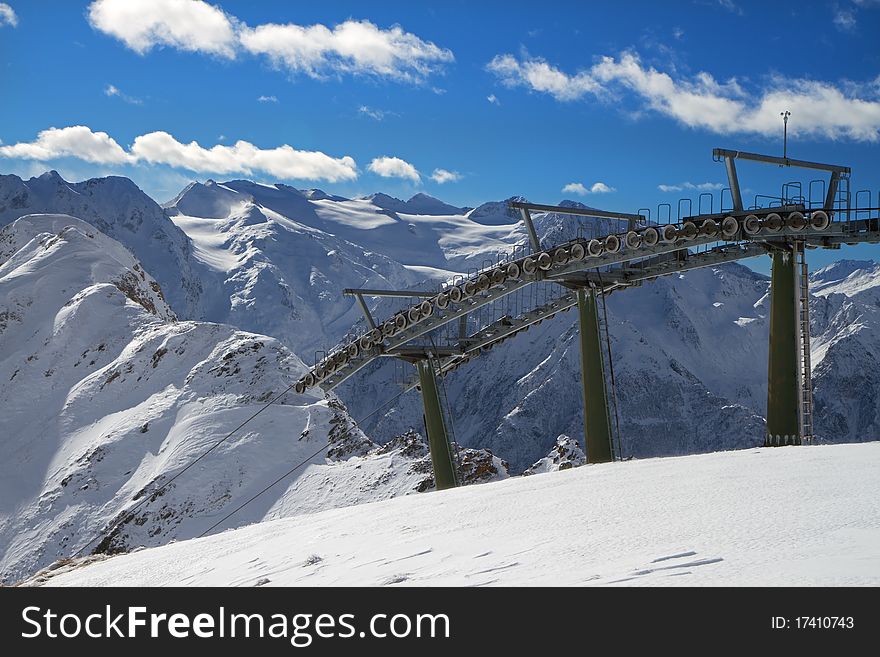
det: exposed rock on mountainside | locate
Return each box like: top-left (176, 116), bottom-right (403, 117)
top-left (0, 214), bottom-right (501, 583)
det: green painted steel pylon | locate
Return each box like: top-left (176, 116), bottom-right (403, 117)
top-left (577, 288), bottom-right (614, 463)
top-left (766, 249), bottom-right (801, 446)
top-left (416, 359), bottom-right (458, 490)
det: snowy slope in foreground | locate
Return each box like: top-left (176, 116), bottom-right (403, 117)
top-left (34, 442), bottom-right (880, 587)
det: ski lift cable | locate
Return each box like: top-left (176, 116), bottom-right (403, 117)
top-left (196, 385), bottom-right (412, 538)
top-left (75, 378), bottom-right (412, 555)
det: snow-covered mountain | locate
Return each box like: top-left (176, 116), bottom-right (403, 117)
top-left (360, 191), bottom-right (465, 216)
top-left (163, 180), bottom-right (433, 357)
top-left (0, 172), bottom-right (203, 318)
top-left (810, 260), bottom-right (880, 443)
top-left (157, 180), bottom-right (774, 468)
top-left (0, 213), bottom-right (505, 582)
top-left (5, 171), bottom-right (879, 474)
top-left (162, 180), bottom-right (524, 334)
top-left (165, 180), bottom-right (520, 273)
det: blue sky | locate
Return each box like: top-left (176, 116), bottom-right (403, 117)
top-left (1, 0), bottom-right (879, 272)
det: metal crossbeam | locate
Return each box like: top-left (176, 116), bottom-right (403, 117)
top-left (713, 148), bottom-right (851, 175)
top-left (343, 288), bottom-right (437, 298)
top-left (509, 200), bottom-right (645, 223)
top-left (384, 346), bottom-right (461, 359)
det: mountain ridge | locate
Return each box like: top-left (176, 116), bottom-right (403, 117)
top-left (2, 169), bottom-right (879, 492)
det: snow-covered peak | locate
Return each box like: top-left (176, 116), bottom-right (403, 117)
top-left (0, 213), bottom-right (174, 321)
top-left (353, 192), bottom-right (462, 216)
top-left (813, 258), bottom-right (876, 278)
top-left (467, 196), bottom-right (526, 225)
top-left (223, 179), bottom-right (304, 199)
top-left (359, 192), bottom-right (410, 213)
top-left (811, 259), bottom-right (880, 297)
top-left (404, 192), bottom-right (463, 215)
top-left (164, 180), bottom-right (252, 219)
top-left (0, 171), bottom-right (203, 318)
top-left (557, 199), bottom-right (595, 209)
top-left (302, 188), bottom-right (348, 202)
top-left (36, 170), bottom-right (65, 182)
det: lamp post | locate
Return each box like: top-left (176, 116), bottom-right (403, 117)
top-left (780, 110), bottom-right (791, 159)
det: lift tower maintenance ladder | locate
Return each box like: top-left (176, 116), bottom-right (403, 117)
top-left (796, 242), bottom-right (814, 444)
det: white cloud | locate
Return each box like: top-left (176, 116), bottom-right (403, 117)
top-left (0, 126), bottom-right (130, 164)
top-left (131, 132), bottom-right (358, 182)
top-left (88, 1), bottom-right (453, 83)
top-left (714, 0), bottom-right (743, 14)
top-left (487, 94), bottom-right (500, 105)
top-left (658, 181), bottom-right (724, 193)
top-left (0, 125), bottom-right (359, 183)
top-left (562, 181), bottom-right (615, 195)
top-left (0, 3), bottom-right (17, 27)
top-left (239, 19), bottom-right (453, 83)
top-left (87, 0), bottom-right (238, 58)
top-left (257, 95), bottom-right (278, 103)
top-left (358, 105), bottom-right (396, 121)
top-left (589, 182), bottom-right (614, 193)
top-left (487, 53), bottom-right (601, 101)
top-left (368, 156), bottom-right (420, 182)
top-left (430, 168), bottom-right (462, 184)
top-left (104, 83), bottom-right (143, 105)
top-left (833, 6), bottom-right (857, 31)
top-left (562, 182), bottom-right (587, 195)
top-left (488, 50), bottom-right (880, 141)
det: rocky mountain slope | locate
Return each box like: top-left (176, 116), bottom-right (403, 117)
top-left (810, 260), bottom-right (880, 443)
top-left (0, 213), bottom-right (505, 582)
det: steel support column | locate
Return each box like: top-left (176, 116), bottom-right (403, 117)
top-left (576, 288), bottom-right (614, 463)
top-left (415, 359), bottom-right (458, 490)
top-left (766, 249), bottom-right (801, 446)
